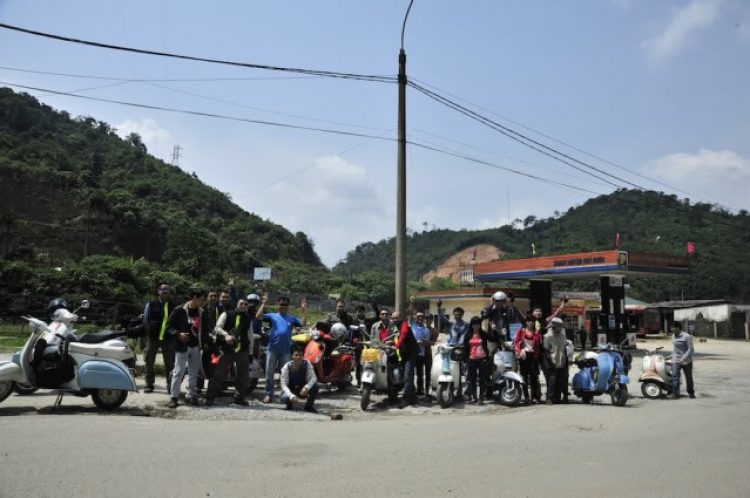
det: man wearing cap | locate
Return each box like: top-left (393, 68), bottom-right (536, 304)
top-left (543, 317), bottom-right (569, 404)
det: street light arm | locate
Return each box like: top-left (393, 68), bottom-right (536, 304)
top-left (401, 0), bottom-right (415, 51)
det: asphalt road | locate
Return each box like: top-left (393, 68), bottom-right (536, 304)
top-left (1, 337), bottom-right (749, 498)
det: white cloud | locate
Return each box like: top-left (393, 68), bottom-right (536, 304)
top-left (243, 156), bottom-right (395, 267)
top-left (115, 118), bottom-right (173, 160)
top-left (643, 149), bottom-right (750, 211)
top-left (642, 0), bottom-right (724, 65)
top-left (645, 149), bottom-right (750, 180)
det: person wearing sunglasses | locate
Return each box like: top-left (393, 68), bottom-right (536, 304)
top-left (143, 281), bottom-right (175, 394)
top-left (256, 293), bottom-right (307, 403)
top-left (372, 309), bottom-right (392, 342)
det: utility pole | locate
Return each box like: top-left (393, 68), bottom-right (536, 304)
top-left (171, 144), bottom-right (182, 167)
top-left (395, 0), bottom-right (414, 315)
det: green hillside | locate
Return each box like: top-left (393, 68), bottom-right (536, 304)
top-left (334, 189), bottom-right (750, 303)
top-left (0, 88), bottom-right (325, 302)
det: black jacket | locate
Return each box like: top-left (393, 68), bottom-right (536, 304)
top-left (394, 320), bottom-right (418, 361)
top-left (147, 299), bottom-right (175, 339)
top-left (218, 310), bottom-right (259, 352)
top-left (166, 303), bottom-right (203, 353)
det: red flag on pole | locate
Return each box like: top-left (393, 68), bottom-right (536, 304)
top-left (615, 233), bottom-right (620, 247)
top-left (687, 242), bottom-right (696, 254)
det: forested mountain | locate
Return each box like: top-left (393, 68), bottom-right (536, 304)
top-left (0, 88), bottom-right (331, 303)
top-left (0, 88), bottom-right (322, 277)
top-left (334, 189), bottom-right (750, 303)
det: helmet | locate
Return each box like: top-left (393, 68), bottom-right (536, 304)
top-left (330, 322), bottom-right (348, 342)
top-left (245, 293), bottom-right (260, 303)
top-left (47, 298), bottom-right (68, 318)
top-left (492, 291), bottom-right (507, 302)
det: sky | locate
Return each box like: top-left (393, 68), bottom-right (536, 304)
top-left (1, 0), bottom-right (748, 267)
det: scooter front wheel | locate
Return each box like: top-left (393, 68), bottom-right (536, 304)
top-left (0, 381), bottom-right (12, 403)
top-left (641, 381), bottom-right (662, 399)
top-left (12, 382), bottom-right (38, 395)
top-left (500, 381), bottom-right (522, 407)
top-left (611, 384), bottom-right (628, 406)
top-left (360, 384), bottom-right (373, 411)
top-left (437, 383), bottom-right (453, 409)
top-left (92, 389), bottom-right (128, 410)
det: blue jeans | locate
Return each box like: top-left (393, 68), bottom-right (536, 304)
top-left (281, 384), bottom-right (319, 409)
top-left (265, 350), bottom-right (291, 397)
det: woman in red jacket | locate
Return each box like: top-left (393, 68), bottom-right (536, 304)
top-left (514, 313), bottom-right (543, 404)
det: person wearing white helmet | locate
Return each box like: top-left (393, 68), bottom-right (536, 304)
top-left (481, 291), bottom-right (510, 356)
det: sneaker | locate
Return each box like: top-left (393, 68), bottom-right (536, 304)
top-left (186, 397), bottom-right (199, 406)
top-left (689, 393), bottom-right (696, 399)
top-left (285, 402), bottom-right (293, 411)
top-left (262, 396), bottom-right (271, 404)
top-left (545, 399), bottom-right (554, 405)
top-left (167, 398), bottom-right (178, 409)
top-left (232, 398), bottom-right (249, 407)
top-left (532, 398), bottom-right (540, 405)
top-left (469, 398), bottom-right (478, 404)
top-left (666, 393), bottom-right (679, 400)
top-left (304, 406), bottom-right (318, 414)
top-left (478, 398), bottom-right (485, 406)
top-left (144, 387), bottom-right (154, 394)
top-left (398, 400), bottom-right (409, 409)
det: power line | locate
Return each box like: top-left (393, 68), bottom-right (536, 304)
top-left (1, 80), bottom-right (400, 142)
top-left (410, 76), bottom-right (713, 204)
top-left (408, 129), bottom-right (614, 189)
top-left (236, 129), bottom-right (395, 200)
top-left (0, 65), bottom-right (326, 82)
top-left (408, 80), bottom-right (642, 190)
top-left (0, 22), bottom-right (397, 83)
top-left (407, 139), bottom-right (605, 197)
top-left (142, 80), bottom-right (389, 132)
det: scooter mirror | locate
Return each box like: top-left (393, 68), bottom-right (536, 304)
top-left (81, 300), bottom-right (90, 309)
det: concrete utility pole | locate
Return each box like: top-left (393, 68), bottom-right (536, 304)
top-left (395, 0), bottom-right (414, 314)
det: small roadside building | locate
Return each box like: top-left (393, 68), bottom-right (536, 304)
top-left (662, 301), bottom-right (750, 339)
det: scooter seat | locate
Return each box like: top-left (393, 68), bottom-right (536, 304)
top-left (76, 330), bottom-right (121, 344)
top-left (68, 341), bottom-right (132, 360)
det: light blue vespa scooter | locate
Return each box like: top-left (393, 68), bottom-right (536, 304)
top-left (571, 343), bottom-right (631, 406)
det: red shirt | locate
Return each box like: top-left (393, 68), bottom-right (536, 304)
top-left (469, 334), bottom-right (487, 359)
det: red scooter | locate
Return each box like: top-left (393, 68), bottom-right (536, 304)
top-left (304, 323), bottom-right (355, 389)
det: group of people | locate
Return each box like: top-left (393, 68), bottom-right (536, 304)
top-left (140, 282), bottom-right (697, 412)
top-left (142, 282), bottom-right (317, 412)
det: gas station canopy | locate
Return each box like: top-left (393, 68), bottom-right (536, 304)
top-left (473, 250), bottom-right (689, 282)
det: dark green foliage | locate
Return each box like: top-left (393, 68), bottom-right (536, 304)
top-left (0, 88), bottom-right (323, 282)
top-left (334, 190), bottom-right (750, 303)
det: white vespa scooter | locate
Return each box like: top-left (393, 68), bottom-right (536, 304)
top-left (359, 334), bottom-right (403, 410)
top-left (0, 302), bottom-right (138, 410)
top-left (430, 342), bottom-right (466, 409)
top-left (639, 346), bottom-right (671, 399)
top-left (490, 341), bottom-right (525, 406)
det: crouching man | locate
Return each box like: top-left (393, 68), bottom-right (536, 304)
top-left (280, 344), bottom-right (319, 413)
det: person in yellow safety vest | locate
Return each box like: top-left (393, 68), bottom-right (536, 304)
top-left (143, 281), bottom-right (175, 394)
top-left (205, 297), bottom-right (260, 406)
